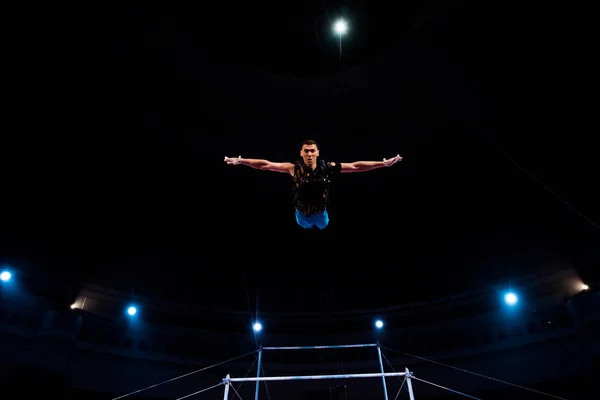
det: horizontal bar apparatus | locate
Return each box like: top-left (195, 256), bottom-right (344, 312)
top-left (226, 372), bottom-right (407, 383)
top-left (262, 343), bottom-right (377, 350)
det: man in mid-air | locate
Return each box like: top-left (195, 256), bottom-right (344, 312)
top-left (224, 139), bottom-right (402, 230)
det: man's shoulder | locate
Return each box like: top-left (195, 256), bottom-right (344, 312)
top-left (320, 159), bottom-right (337, 166)
top-left (323, 160), bottom-right (341, 173)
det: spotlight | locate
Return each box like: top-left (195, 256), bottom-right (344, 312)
top-left (581, 284), bottom-right (589, 291)
top-left (70, 304), bottom-right (77, 309)
top-left (253, 322), bottom-right (262, 333)
top-left (0, 270), bottom-right (11, 282)
top-left (375, 320), bottom-right (384, 329)
top-left (127, 306), bottom-right (137, 316)
top-left (333, 19), bottom-right (348, 36)
top-left (504, 292), bottom-right (518, 306)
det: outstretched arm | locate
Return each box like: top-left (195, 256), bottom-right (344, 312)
top-left (340, 154), bottom-right (402, 173)
top-left (224, 156), bottom-right (294, 175)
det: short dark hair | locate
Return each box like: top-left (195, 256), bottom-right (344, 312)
top-left (301, 139), bottom-right (319, 149)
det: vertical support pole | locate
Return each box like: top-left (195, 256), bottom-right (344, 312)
top-left (405, 368), bottom-right (415, 400)
top-left (376, 343), bottom-right (389, 400)
top-left (223, 374), bottom-right (231, 400)
top-left (255, 346), bottom-right (263, 400)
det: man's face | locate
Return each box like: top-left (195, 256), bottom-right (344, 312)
top-left (300, 144), bottom-right (319, 167)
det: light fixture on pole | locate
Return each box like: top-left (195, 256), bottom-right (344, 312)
top-left (333, 19), bottom-right (348, 60)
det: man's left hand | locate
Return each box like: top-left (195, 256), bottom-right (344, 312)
top-left (383, 154), bottom-right (402, 167)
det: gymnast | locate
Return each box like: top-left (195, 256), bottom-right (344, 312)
top-left (224, 139), bottom-right (402, 229)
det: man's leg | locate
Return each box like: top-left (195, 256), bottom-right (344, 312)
top-left (313, 210), bottom-right (329, 230)
top-left (295, 209), bottom-right (314, 229)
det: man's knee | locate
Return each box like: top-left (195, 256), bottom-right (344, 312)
top-left (297, 220), bottom-right (314, 229)
top-left (314, 212), bottom-right (329, 229)
top-left (295, 211), bottom-right (313, 229)
top-left (314, 221), bottom-right (328, 229)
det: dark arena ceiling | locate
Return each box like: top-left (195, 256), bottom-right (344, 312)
top-left (2, 1), bottom-right (598, 317)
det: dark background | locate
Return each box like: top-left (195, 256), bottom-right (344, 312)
top-left (2, 0), bottom-right (597, 313)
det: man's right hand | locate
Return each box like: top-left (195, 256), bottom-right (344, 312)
top-left (224, 156), bottom-right (242, 165)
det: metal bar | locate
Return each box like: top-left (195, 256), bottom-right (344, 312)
top-left (254, 347), bottom-right (262, 400)
top-left (405, 368), bottom-right (415, 400)
top-left (262, 344), bottom-right (377, 351)
top-left (223, 375), bottom-right (230, 400)
top-left (377, 344), bottom-right (389, 400)
top-left (227, 372), bottom-right (406, 383)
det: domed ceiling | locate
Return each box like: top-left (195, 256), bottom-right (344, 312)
top-left (2, 1), bottom-right (598, 315)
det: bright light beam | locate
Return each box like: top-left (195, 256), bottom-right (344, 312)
top-left (333, 18), bottom-right (348, 60)
top-left (504, 292), bottom-right (518, 306)
top-left (333, 19), bottom-right (348, 36)
top-left (0, 271), bottom-right (11, 282)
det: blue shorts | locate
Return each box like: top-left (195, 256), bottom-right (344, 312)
top-left (295, 209), bottom-right (329, 229)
